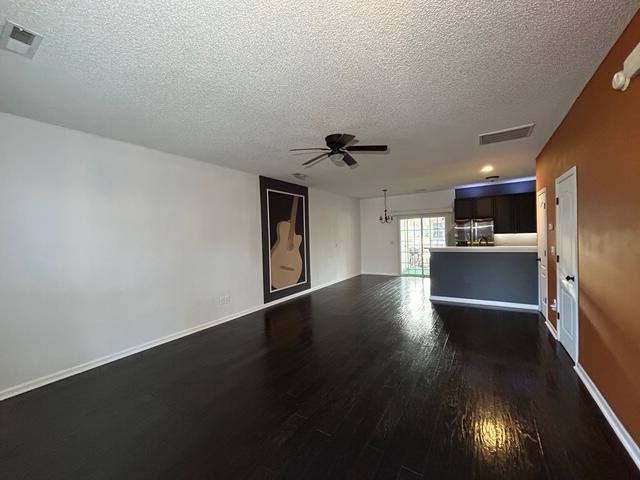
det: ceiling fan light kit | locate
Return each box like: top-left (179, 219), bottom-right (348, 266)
top-left (379, 189), bottom-right (394, 224)
top-left (291, 133), bottom-right (388, 169)
top-left (612, 42), bottom-right (640, 91)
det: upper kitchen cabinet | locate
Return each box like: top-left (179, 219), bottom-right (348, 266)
top-left (515, 192), bottom-right (536, 233)
top-left (455, 197), bottom-right (493, 219)
top-left (474, 196), bottom-right (494, 218)
top-left (494, 195), bottom-right (516, 233)
top-left (454, 198), bottom-right (474, 219)
top-left (456, 192), bottom-right (536, 233)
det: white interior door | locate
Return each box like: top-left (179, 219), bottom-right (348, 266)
top-left (555, 167), bottom-right (579, 362)
top-left (537, 189), bottom-right (549, 320)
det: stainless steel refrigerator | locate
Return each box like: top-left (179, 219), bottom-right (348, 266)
top-left (454, 218), bottom-right (495, 246)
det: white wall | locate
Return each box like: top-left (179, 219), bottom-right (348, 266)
top-left (360, 190), bottom-right (454, 275)
top-left (0, 112), bottom-right (361, 396)
top-left (309, 189), bottom-right (361, 286)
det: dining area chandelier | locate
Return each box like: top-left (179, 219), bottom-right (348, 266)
top-left (379, 189), bottom-right (394, 224)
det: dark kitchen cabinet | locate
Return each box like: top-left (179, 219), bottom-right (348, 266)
top-left (454, 198), bottom-right (474, 219)
top-left (455, 197), bottom-right (493, 220)
top-left (494, 195), bottom-right (516, 233)
top-left (474, 196), bottom-right (494, 218)
top-left (456, 192), bottom-right (536, 233)
top-left (515, 192), bottom-right (536, 233)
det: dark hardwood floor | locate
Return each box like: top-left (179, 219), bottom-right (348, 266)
top-left (1, 275), bottom-right (638, 479)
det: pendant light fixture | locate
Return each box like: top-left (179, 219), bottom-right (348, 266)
top-left (379, 189), bottom-right (394, 224)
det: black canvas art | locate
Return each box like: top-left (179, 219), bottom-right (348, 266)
top-left (259, 176), bottom-right (310, 303)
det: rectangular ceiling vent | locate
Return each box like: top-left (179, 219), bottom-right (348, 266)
top-left (0, 20), bottom-right (43, 59)
top-left (479, 123), bottom-right (535, 145)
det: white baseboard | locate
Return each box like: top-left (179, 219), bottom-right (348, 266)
top-left (574, 364), bottom-right (640, 470)
top-left (429, 295), bottom-right (538, 311)
top-left (0, 273), bottom-right (360, 401)
top-left (361, 272), bottom-right (400, 276)
top-left (545, 319), bottom-right (558, 339)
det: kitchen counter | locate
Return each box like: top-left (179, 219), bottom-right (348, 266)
top-left (429, 247), bottom-right (538, 310)
top-left (430, 246), bottom-right (537, 253)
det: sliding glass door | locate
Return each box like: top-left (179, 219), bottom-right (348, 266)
top-left (399, 215), bottom-right (447, 276)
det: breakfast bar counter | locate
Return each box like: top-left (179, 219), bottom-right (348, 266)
top-left (429, 246), bottom-right (538, 310)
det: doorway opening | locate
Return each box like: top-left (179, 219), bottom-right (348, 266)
top-left (399, 216), bottom-right (447, 277)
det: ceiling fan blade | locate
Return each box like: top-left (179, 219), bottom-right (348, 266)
top-left (325, 133), bottom-right (356, 148)
top-left (339, 134), bottom-right (356, 146)
top-left (302, 152), bottom-right (329, 167)
top-left (290, 148), bottom-right (330, 152)
top-left (324, 133), bottom-right (342, 145)
top-left (345, 145), bottom-right (388, 152)
top-left (342, 151), bottom-right (359, 169)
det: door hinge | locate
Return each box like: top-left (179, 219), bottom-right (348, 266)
top-left (557, 312), bottom-right (560, 319)
top-left (556, 255), bottom-right (559, 262)
top-left (555, 197), bottom-right (559, 205)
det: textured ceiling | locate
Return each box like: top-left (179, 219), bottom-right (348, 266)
top-left (0, 1), bottom-right (638, 198)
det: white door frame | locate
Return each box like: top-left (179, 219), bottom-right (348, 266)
top-left (555, 166), bottom-right (579, 362)
top-left (536, 188), bottom-right (549, 321)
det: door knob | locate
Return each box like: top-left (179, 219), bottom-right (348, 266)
top-left (565, 275), bottom-right (575, 282)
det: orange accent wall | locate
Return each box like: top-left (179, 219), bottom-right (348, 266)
top-left (536, 10), bottom-right (640, 444)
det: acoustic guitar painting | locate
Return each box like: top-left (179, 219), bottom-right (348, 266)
top-left (270, 196), bottom-right (303, 289)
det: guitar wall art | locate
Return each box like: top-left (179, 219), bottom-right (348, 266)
top-left (259, 176), bottom-right (311, 302)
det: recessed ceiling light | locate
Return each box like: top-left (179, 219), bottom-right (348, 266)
top-left (480, 165), bottom-right (494, 173)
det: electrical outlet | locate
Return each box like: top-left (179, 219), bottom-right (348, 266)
top-left (218, 295), bottom-right (232, 305)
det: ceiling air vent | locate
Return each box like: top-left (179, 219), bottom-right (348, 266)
top-left (0, 21), bottom-right (43, 59)
top-left (479, 123), bottom-right (535, 145)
